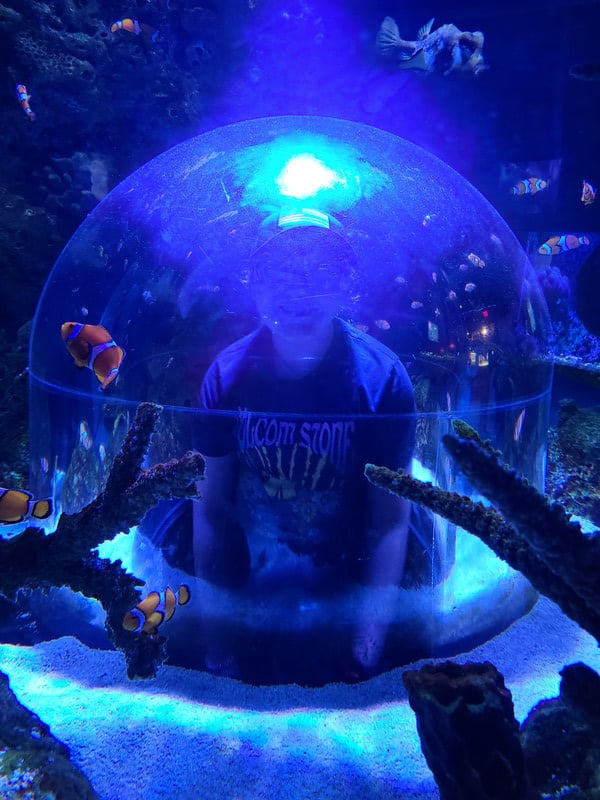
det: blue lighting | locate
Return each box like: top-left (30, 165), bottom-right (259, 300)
top-left (276, 154), bottom-right (348, 199)
top-left (237, 132), bottom-right (370, 213)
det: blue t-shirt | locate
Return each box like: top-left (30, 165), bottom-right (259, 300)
top-left (197, 318), bottom-right (415, 570)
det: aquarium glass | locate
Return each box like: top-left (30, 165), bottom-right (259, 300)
top-left (28, 116), bottom-right (552, 683)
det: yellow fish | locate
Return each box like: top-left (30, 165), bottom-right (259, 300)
top-left (110, 18), bottom-right (158, 42)
top-left (0, 488), bottom-right (52, 525)
top-left (123, 585), bottom-right (191, 634)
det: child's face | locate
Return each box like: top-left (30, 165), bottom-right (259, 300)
top-left (254, 255), bottom-right (345, 342)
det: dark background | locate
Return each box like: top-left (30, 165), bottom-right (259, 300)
top-left (1, 0), bottom-right (599, 334)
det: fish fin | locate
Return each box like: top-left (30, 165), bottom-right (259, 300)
top-left (376, 16), bottom-right (402, 55)
top-left (99, 370), bottom-right (118, 390)
top-left (98, 353), bottom-right (123, 389)
top-left (398, 48), bottom-right (418, 61)
top-left (397, 49), bottom-right (429, 71)
top-left (31, 498), bottom-right (53, 520)
top-left (417, 17), bottom-right (434, 40)
top-left (178, 585), bottom-right (191, 606)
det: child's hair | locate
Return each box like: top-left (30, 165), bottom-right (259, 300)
top-left (250, 224), bottom-right (357, 295)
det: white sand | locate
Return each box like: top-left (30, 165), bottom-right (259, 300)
top-left (0, 595), bottom-right (597, 800)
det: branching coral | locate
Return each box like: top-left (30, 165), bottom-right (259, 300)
top-left (367, 422), bottom-right (600, 799)
top-left (364, 422), bottom-right (600, 643)
top-left (0, 401), bottom-right (205, 679)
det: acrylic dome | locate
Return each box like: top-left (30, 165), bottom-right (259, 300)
top-left (29, 116), bottom-right (553, 683)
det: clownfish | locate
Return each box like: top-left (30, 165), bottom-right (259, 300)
top-left (374, 318), bottom-right (391, 330)
top-left (123, 585), bottom-right (191, 635)
top-left (538, 234), bottom-right (590, 256)
top-left (0, 488), bottom-right (52, 525)
top-left (61, 322), bottom-right (125, 390)
top-left (581, 179), bottom-right (597, 206)
top-left (15, 84), bottom-right (35, 121)
top-left (513, 408), bottom-right (526, 442)
top-left (466, 252), bottom-right (485, 268)
top-left (511, 177), bottom-right (548, 196)
top-left (110, 18), bottom-right (158, 42)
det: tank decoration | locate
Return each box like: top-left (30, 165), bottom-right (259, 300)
top-left (0, 401), bottom-right (205, 679)
top-left (520, 662), bottom-right (600, 797)
top-left (367, 423), bottom-right (600, 799)
top-left (365, 421), bottom-right (600, 643)
top-left (402, 661), bottom-right (527, 800)
top-left (403, 658), bottom-right (600, 800)
top-left (0, 670), bottom-right (98, 799)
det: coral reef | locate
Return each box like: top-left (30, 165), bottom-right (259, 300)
top-left (520, 662), bottom-right (600, 798)
top-left (403, 658), bottom-right (600, 800)
top-left (546, 399), bottom-right (600, 526)
top-left (365, 424), bottom-right (600, 643)
top-left (402, 660), bottom-right (527, 800)
top-left (0, 0), bottom-right (232, 338)
top-left (367, 423), bottom-right (600, 799)
top-left (550, 317), bottom-right (600, 368)
top-left (0, 322), bottom-right (30, 485)
top-left (0, 401), bottom-right (205, 679)
top-left (0, 670), bottom-right (97, 799)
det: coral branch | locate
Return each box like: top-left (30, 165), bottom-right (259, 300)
top-left (0, 402), bottom-right (205, 678)
top-left (365, 432), bottom-right (600, 642)
top-left (441, 434), bottom-right (600, 610)
top-left (0, 671), bottom-right (98, 798)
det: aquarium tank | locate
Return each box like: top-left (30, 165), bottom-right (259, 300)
top-left (2, 0), bottom-right (600, 798)
top-left (28, 115), bottom-right (552, 683)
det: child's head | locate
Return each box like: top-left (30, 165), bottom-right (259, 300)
top-left (250, 215), bottom-right (356, 343)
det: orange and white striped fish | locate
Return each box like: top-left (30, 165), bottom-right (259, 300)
top-left (511, 177), bottom-right (548, 196)
top-left (110, 18), bottom-right (158, 41)
top-left (0, 488), bottom-right (52, 525)
top-left (123, 585), bottom-right (191, 635)
top-left (15, 84), bottom-right (35, 121)
top-left (61, 322), bottom-right (125, 390)
top-left (538, 234), bottom-right (590, 256)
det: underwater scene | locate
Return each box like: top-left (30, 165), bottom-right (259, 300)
top-left (1, 0), bottom-right (600, 797)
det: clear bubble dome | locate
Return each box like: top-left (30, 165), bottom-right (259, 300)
top-left (29, 116), bottom-right (552, 684)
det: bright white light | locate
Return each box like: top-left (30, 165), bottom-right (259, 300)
top-left (277, 155), bottom-right (345, 199)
